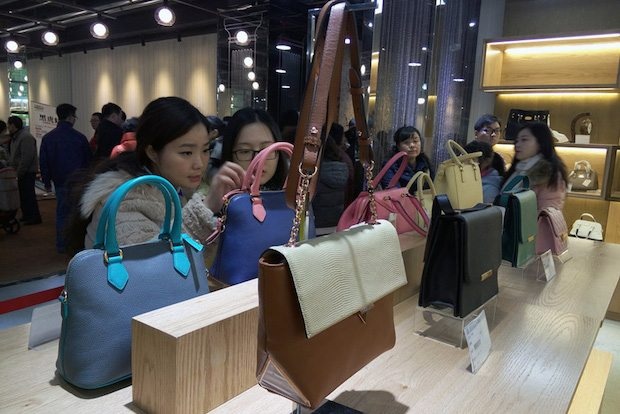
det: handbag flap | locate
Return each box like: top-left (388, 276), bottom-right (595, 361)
top-left (461, 205), bottom-right (503, 283)
top-left (511, 190), bottom-right (538, 242)
top-left (270, 219), bottom-right (406, 338)
top-left (540, 207), bottom-right (567, 237)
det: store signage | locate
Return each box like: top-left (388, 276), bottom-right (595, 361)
top-left (30, 101), bottom-right (58, 152)
top-left (464, 310), bottom-right (491, 374)
top-left (540, 249), bottom-right (556, 281)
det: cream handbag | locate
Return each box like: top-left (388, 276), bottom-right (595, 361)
top-left (434, 140), bottom-right (483, 209)
top-left (569, 213), bottom-right (603, 241)
top-left (406, 171), bottom-right (436, 230)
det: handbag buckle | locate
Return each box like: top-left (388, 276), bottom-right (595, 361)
top-left (103, 249), bottom-right (123, 264)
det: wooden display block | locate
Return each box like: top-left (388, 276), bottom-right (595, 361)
top-left (132, 279), bottom-right (259, 414)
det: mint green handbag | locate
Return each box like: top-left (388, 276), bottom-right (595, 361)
top-left (495, 175), bottom-right (538, 267)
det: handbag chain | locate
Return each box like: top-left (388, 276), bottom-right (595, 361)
top-left (364, 161), bottom-right (378, 224)
top-left (288, 166), bottom-right (317, 246)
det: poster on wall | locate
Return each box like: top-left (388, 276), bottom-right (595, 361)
top-left (30, 101), bottom-right (58, 152)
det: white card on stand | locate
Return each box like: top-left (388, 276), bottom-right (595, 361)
top-left (28, 301), bottom-right (62, 349)
top-left (464, 310), bottom-right (492, 374)
top-left (541, 250), bottom-right (557, 281)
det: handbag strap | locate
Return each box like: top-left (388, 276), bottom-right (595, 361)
top-left (502, 174), bottom-right (530, 192)
top-left (94, 175), bottom-right (192, 290)
top-left (574, 160), bottom-right (591, 172)
top-left (446, 139), bottom-right (482, 168)
top-left (372, 151), bottom-right (409, 188)
top-left (579, 213), bottom-right (597, 222)
top-left (242, 142), bottom-right (294, 193)
top-left (405, 171), bottom-right (436, 199)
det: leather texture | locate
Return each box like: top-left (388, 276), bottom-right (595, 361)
top-left (270, 219), bottom-right (406, 338)
top-left (570, 213), bottom-right (603, 241)
top-left (568, 160), bottom-right (599, 191)
top-left (433, 140), bottom-right (483, 210)
top-left (419, 195), bottom-right (503, 317)
top-left (494, 175), bottom-right (538, 267)
top-left (56, 175), bottom-right (209, 389)
top-left (536, 207), bottom-right (569, 255)
top-left (210, 143), bottom-right (315, 285)
top-left (336, 151), bottom-right (429, 236)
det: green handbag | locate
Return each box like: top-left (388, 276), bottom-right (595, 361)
top-left (495, 175), bottom-right (537, 267)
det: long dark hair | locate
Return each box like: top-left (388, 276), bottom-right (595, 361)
top-left (503, 122), bottom-right (568, 189)
top-left (221, 107), bottom-right (287, 188)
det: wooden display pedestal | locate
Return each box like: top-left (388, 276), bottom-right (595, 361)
top-left (132, 279), bottom-right (259, 414)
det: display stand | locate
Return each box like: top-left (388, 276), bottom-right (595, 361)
top-left (413, 295), bottom-right (498, 348)
top-left (293, 401), bottom-right (363, 414)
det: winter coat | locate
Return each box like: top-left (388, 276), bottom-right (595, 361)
top-left (312, 160), bottom-right (349, 228)
top-left (39, 121), bottom-right (92, 188)
top-left (504, 157), bottom-right (566, 212)
top-left (8, 128), bottom-right (38, 177)
top-left (80, 169), bottom-right (218, 249)
top-left (94, 119), bottom-right (123, 159)
top-left (482, 168), bottom-right (502, 203)
top-left (110, 132), bottom-right (137, 158)
top-left (380, 154), bottom-right (434, 191)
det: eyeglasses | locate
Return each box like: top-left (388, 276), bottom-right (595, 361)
top-left (233, 148), bottom-right (278, 161)
top-left (482, 127), bottom-right (501, 135)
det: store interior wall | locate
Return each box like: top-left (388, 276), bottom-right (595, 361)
top-left (16, 33), bottom-right (217, 136)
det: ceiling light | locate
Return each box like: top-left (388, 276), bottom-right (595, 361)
top-left (276, 44), bottom-right (291, 51)
top-left (155, 5), bottom-right (176, 26)
top-left (218, 84), bottom-right (226, 92)
top-left (42, 30), bottom-right (59, 46)
top-left (368, 22), bottom-right (373, 28)
top-left (236, 30), bottom-right (249, 45)
top-left (90, 22), bottom-right (109, 39)
top-left (408, 62), bottom-right (422, 67)
top-left (453, 78), bottom-right (465, 82)
top-left (13, 60), bottom-right (23, 69)
top-left (243, 56), bottom-right (254, 68)
top-left (417, 98), bottom-right (426, 104)
top-left (5, 40), bottom-right (19, 53)
top-left (344, 38), bottom-right (351, 45)
top-left (275, 68), bottom-right (286, 74)
top-left (468, 21), bottom-right (477, 28)
top-left (247, 71), bottom-right (256, 81)
top-left (360, 64), bottom-right (366, 75)
top-left (281, 85), bottom-right (291, 89)
top-left (252, 82), bottom-right (260, 90)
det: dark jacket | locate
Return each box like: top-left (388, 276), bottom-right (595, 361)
top-left (312, 160), bottom-right (349, 228)
top-left (94, 119), bottom-right (123, 159)
top-left (40, 121), bottom-right (91, 188)
top-left (8, 127), bottom-right (38, 177)
top-left (380, 154), bottom-right (434, 192)
top-left (492, 151), bottom-right (506, 177)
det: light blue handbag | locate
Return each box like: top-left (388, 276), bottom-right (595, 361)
top-left (56, 175), bottom-right (209, 389)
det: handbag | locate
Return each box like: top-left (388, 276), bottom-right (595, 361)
top-left (536, 207), bottom-right (569, 255)
top-left (505, 109), bottom-right (550, 140)
top-left (406, 170), bottom-right (436, 227)
top-left (494, 175), bottom-right (538, 267)
top-left (336, 150), bottom-right (429, 236)
top-left (569, 213), bottom-right (603, 241)
top-left (419, 195), bottom-right (503, 317)
top-left (568, 160), bottom-right (598, 191)
top-left (257, 2), bottom-right (407, 408)
top-left (209, 142), bottom-right (315, 285)
top-left (433, 140), bottom-right (483, 210)
top-left (56, 175), bottom-right (209, 389)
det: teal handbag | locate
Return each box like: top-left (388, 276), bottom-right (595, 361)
top-left (495, 175), bottom-right (538, 267)
top-left (56, 175), bottom-right (209, 389)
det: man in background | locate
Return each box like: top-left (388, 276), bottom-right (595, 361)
top-left (473, 114), bottom-right (506, 176)
top-left (40, 103), bottom-right (91, 252)
top-left (94, 102), bottom-right (123, 159)
top-left (88, 112), bottom-right (102, 154)
top-left (7, 116), bottom-right (41, 225)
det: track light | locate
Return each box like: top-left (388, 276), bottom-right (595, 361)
top-left (252, 82), bottom-right (260, 90)
top-left (13, 60), bottom-right (23, 69)
top-left (235, 30), bottom-right (249, 45)
top-left (42, 30), bottom-right (59, 46)
top-left (90, 21), bottom-right (109, 39)
top-left (155, 5), bottom-right (176, 27)
top-left (243, 56), bottom-right (253, 68)
top-left (5, 40), bottom-right (19, 53)
top-left (247, 71), bottom-right (256, 81)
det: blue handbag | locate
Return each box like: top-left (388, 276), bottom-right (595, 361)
top-left (209, 142), bottom-right (315, 285)
top-left (56, 175), bottom-right (209, 389)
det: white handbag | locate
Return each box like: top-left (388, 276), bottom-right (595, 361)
top-left (569, 213), bottom-right (603, 241)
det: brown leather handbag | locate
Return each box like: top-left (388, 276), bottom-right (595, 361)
top-left (256, 1), bottom-right (407, 409)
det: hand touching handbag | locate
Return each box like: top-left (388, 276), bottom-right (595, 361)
top-left (56, 175), bottom-right (209, 389)
top-left (569, 213), bottom-right (604, 241)
top-left (568, 160), bottom-right (599, 191)
top-left (434, 140), bottom-right (483, 209)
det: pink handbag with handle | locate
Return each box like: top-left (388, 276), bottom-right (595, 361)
top-left (536, 207), bottom-right (568, 255)
top-left (336, 151), bottom-right (429, 236)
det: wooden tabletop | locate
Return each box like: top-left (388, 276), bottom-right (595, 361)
top-left (0, 238), bottom-right (617, 413)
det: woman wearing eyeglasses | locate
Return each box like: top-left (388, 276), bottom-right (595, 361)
top-left (220, 107), bottom-right (288, 190)
top-left (473, 114), bottom-right (506, 176)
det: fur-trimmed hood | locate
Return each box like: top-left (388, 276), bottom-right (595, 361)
top-left (80, 169), bottom-right (137, 218)
top-left (527, 158), bottom-right (554, 187)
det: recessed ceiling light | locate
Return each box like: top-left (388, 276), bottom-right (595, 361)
top-left (90, 22), bottom-right (109, 39)
top-left (276, 44), bottom-right (291, 51)
top-left (247, 71), bottom-right (256, 81)
top-left (218, 84), bottom-right (226, 92)
top-left (275, 68), bottom-right (286, 74)
top-left (155, 6), bottom-right (176, 27)
top-left (42, 30), bottom-right (59, 46)
top-left (408, 62), bottom-right (422, 67)
top-left (281, 85), bottom-right (291, 89)
top-left (453, 78), bottom-right (465, 82)
top-left (13, 60), bottom-right (23, 69)
top-left (5, 40), bottom-right (19, 52)
top-left (236, 30), bottom-right (249, 45)
top-left (252, 81), bottom-right (260, 90)
top-left (243, 56), bottom-right (253, 68)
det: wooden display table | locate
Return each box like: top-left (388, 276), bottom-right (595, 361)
top-left (0, 238), bottom-right (617, 413)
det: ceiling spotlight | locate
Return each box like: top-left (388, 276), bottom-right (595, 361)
top-left (275, 68), bottom-right (286, 74)
top-left (368, 22), bottom-right (373, 28)
top-left (275, 43), bottom-right (291, 51)
top-left (5, 40), bottom-right (19, 53)
top-left (344, 38), bottom-right (351, 45)
top-left (360, 64), bottom-right (366, 75)
top-left (42, 30), bottom-right (59, 46)
top-left (13, 60), bottom-right (23, 69)
top-left (408, 62), bottom-right (422, 67)
top-left (453, 77), bottom-right (465, 82)
top-left (468, 21), bottom-right (477, 28)
top-left (252, 81), bottom-right (260, 90)
top-left (90, 22), bottom-right (109, 39)
top-left (218, 83), bottom-right (226, 92)
top-left (236, 30), bottom-right (249, 45)
top-left (281, 85), bottom-right (291, 89)
top-left (243, 56), bottom-right (254, 68)
top-left (417, 98), bottom-right (426, 105)
top-left (155, 5), bottom-right (176, 27)
top-left (247, 71), bottom-right (256, 81)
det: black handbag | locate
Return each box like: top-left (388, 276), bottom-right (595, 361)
top-left (419, 195), bottom-right (503, 317)
top-left (505, 109), bottom-right (550, 140)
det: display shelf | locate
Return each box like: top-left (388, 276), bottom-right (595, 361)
top-left (481, 31), bottom-right (620, 92)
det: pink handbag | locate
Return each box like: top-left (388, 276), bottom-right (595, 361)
top-left (536, 207), bottom-right (568, 255)
top-left (337, 151), bottom-right (429, 236)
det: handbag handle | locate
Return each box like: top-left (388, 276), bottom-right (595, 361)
top-left (573, 160), bottom-right (592, 172)
top-left (94, 175), bottom-right (192, 290)
top-left (372, 151), bottom-right (409, 188)
top-left (242, 142), bottom-right (294, 192)
top-left (405, 171), bottom-right (436, 199)
top-left (446, 140), bottom-right (482, 168)
top-left (579, 213), bottom-right (597, 222)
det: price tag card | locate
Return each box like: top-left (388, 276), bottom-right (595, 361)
top-left (463, 310), bottom-right (492, 374)
top-left (540, 249), bottom-right (556, 281)
top-left (28, 301), bottom-right (62, 349)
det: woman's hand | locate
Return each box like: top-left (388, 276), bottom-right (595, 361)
top-left (204, 161), bottom-right (246, 213)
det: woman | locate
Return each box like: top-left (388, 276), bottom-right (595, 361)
top-left (220, 107), bottom-right (287, 190)
top-left (67, 97), bottom-right (245, 252)
top-left (502, 122), bottom-right (568, 211)
top-left (380, 126), bottom-right (433, 191)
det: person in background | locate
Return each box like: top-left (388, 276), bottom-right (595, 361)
top-left (473, 114), bottom-right (506, 176)
top-left (328, 123), bottom-right (354, 207)
top-left (89, 112), bottom-right (102, 154)
top-left (66, 96), bottom-right (245, 253)
top-left (205, 115), bottom-right (226, 184)
top-left (94, 102), bottom-right (124, 159)
top-left (464, 140), bottom-right (501, 203)
top-left (39, 103), bottom-right (92, 252)
top-left (380, 126), bottom-right (433, 191)
top-left (344, 118), bottom-right (357, 163)
top-left (220, 107), bottom-right (287, 190)
top-left (502, 122), bottom-right (568, 212)
top-left (7, 116), bottom-right (41, 225)
top-left (110, 117), bottom-right (139, 158)
top-left (0, 120), bottom-right (9, 165)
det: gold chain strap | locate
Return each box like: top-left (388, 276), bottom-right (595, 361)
top-left (288, 165), bottom-right (317, 246)
top-left (364, 161), bottom-right (377, 224)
